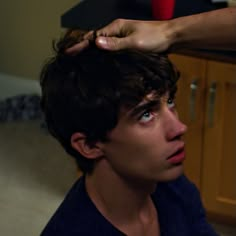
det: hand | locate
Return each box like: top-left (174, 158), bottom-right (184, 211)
top-left (95, 19), bottom-right (172, 52)
top-left (66, 19), bottom-right (173, 54)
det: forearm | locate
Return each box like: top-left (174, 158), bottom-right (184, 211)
top-left (169, 7), bottom-right (236, 51)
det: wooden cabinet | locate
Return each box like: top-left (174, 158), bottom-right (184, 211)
top-left (202, 60), bottom-right (236, 223)
top-left (170, 54), bottom-right (236, 224)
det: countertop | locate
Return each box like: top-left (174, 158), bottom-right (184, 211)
top-left (61, 0), bottom-right (227, 29)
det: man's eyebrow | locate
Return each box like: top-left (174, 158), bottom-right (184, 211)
top-left (128, 100), bottom-right (160, 118)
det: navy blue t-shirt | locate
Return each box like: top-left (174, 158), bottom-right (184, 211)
top-left (41, 175), bottom-right (218, 236)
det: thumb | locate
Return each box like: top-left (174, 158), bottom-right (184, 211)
top-left (96, 36), bottom-right (129, 51)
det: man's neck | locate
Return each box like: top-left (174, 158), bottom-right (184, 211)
top-left (85, 160), bottom-right (159, 235)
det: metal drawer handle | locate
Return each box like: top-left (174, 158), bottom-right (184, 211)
top-left (189, 80), bottom-right (198, 122)
top-left (208, 81), bottom-right (217, 127)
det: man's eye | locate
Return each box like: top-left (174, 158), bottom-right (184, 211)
top-left (139, 111), bottom-right (155, 124)
top-left (167, 97), bottom-right (175, 109)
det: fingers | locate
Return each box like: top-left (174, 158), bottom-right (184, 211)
top-left (96, 19), bottom-right (125, 37)
top-left (95, 19), bottom-right (134, 51)
top-left (65, 19), bottom-right (130, 54)
top-left (65, 39), bottom-right (90, 55)
top-left (65, 31), bottom-right (94, 55)
top-left (96, 36), bottom-right (130, 51)
top-left (84, 31), bottom-right (95, 41)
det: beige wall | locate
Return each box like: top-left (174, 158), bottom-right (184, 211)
top-left (0, 1), bottom-right (79, 79)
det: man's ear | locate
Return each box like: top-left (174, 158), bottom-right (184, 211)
top-left (71, 132), bottom-right (104, 159)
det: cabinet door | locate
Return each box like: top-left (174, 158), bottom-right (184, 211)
top-left (169, 54), bottom-right (207, 189)
top-left (202, 60), bottom-right (236, 222)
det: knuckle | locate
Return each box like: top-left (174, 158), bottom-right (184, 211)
top-left (136, 39), bottom-right (145, 49)
top-left (115, 18), bottom-right (121, 23)
top-left (114, 18), bottom-right (124, 26)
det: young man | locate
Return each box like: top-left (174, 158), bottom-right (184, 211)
top-left (40, 30), bottom-right (218, 236)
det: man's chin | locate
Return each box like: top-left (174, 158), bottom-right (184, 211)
top-left (157, 164), bottom-right (184, 182)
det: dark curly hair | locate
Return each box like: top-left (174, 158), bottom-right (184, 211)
top-left (40, 30), bottom-right (179, 174)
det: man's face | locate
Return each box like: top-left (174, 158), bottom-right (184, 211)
top-left (98, 92), bottom-right (187, 184)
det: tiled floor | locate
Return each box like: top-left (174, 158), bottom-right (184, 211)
top-left (0, 121), bottom-right (78, 235)
top-left (0, 121), bottom-right (235, 235)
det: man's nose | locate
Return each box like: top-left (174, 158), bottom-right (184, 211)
top-left (164, 109), bottom-right (187, 141)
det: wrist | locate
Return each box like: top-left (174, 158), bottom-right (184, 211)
top-left (167, 15), bottom-right (198, 52)
top-left (167, 18), bottom-right (184, 51)
top-left (152, 20), bottom-right (177, 52)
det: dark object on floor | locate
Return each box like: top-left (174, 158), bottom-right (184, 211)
top-left (0, 94), bottom-right (42, 122)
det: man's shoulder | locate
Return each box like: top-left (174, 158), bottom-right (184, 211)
top-left (40, 176), bottom-right (94, 235)
top-left (40, 176), bottom-right (124, 236)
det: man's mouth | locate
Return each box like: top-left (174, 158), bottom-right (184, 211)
top-left (167, 147), bottom-right (185, 164)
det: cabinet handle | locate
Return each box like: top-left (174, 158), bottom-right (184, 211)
top-left (208, 81), bottom-right (217, 127)
top-left (189, 80), bottom-right (198, 122)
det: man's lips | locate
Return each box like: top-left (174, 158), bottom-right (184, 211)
top-left (167, 147), bottom-right (185, 164)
